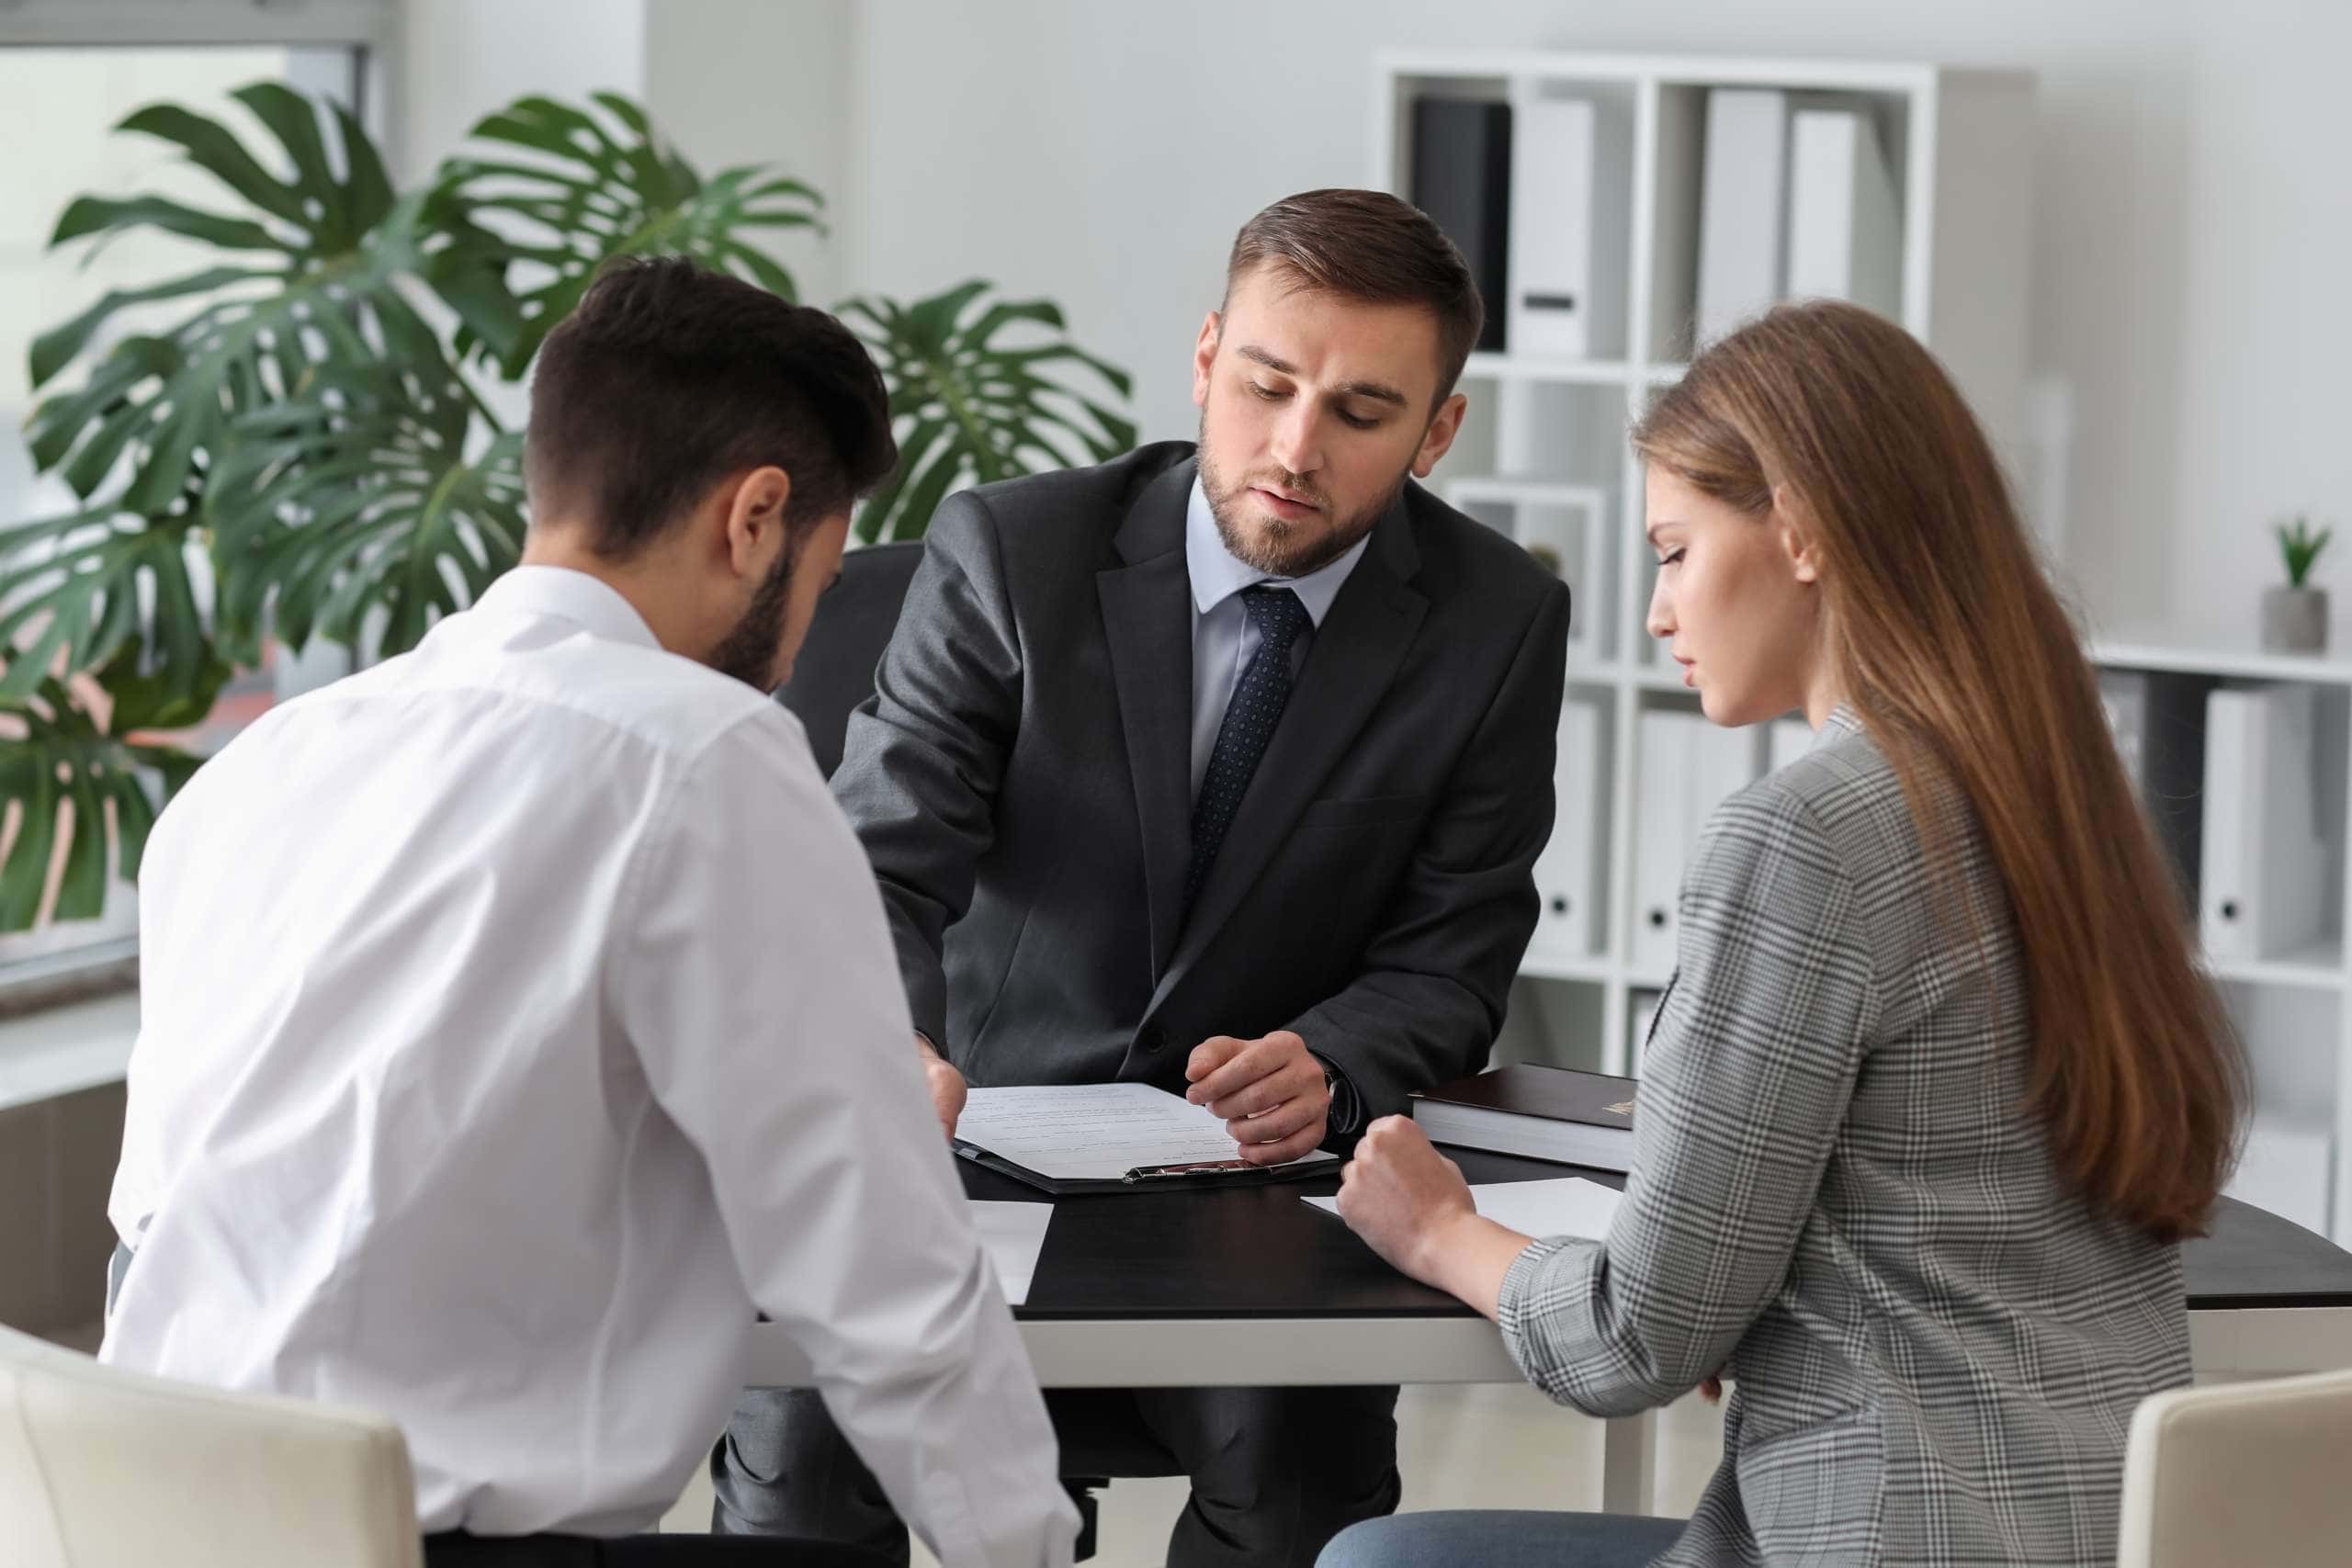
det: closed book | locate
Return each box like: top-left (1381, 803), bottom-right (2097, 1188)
top-left (1410, 1064), bottom-right (1637, 1172)
top-left (1409, 97), bottom-right (1511, 353)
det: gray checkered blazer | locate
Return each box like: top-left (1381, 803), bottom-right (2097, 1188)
top-left (1499, 708), bottom-right (2190, 1566)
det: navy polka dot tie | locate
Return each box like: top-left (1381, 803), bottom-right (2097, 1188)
top-left (1186, 586), bottom-right (1312, 913)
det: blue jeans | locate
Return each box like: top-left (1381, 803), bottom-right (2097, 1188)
top-left (1317, 1510), bottom-right (1685, 1568)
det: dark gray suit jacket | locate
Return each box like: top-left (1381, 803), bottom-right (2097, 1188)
top-left (832, 441), bottom-right (1571, 1120)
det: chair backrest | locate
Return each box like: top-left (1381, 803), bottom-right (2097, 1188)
top-left (775, 539), bottom-right (925, 780)
top-left (2115, 1368), bottom-right (2352, 1568)
top-left (0, 1321), bottom-right (422, 1568)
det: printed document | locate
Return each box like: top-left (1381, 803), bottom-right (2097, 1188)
top-left (956, 1081), bottom-right (1338, 1181)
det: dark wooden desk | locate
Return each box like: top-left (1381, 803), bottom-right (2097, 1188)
top-left (747, 1151), bottom-right (2352, 1511)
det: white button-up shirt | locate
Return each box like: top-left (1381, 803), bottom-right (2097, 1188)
top-left (1184, 477), bottom-right (1370, 800)
top-left (103, 566), bottom-right (1073, 1565)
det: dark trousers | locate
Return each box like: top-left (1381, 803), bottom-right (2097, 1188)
top-left (424, 1530), bottom-right (893, 1567)
top-left (713, 1385), bottom-right (1402, 1568)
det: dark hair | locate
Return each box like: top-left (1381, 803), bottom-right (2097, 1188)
top-left (1224, 188), bottom-right (1485, 405)
top-left (525, 256), bottom-right (898, 558)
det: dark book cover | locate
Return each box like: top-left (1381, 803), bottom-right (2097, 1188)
top-left (1409, 97), bottom-right (1511, 354)
top-left (1413, 1065), bottom-right (1637, 1129)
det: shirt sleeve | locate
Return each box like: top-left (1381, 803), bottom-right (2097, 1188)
top-left (609, 705), bottom-right (1075, 1568)
top-left (1497, 780), bottom-right (1879, 1416)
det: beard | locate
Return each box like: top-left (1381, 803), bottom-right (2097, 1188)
top-left (705, 534), bottom-right (799, 691)
top-left (1197, 416), bottom-right (1408, 580)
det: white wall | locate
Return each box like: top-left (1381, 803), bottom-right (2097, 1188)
top-left (643, 0), bottom-right (853, 308)
top-left (390, 0), bottom-right (2351, 641)
top-left (393, 0), bottom-right (648, 183)
top-left (835, 0), bottom-right (2352, 640)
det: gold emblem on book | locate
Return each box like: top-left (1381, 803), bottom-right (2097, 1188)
top-left (1606, 1099), bottom-right (1635, 1118)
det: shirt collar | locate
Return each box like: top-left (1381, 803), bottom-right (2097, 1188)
top-left (1184, 476), bottom-right (1370, 627)
top-left (470, 564), bottom-right (662, 651)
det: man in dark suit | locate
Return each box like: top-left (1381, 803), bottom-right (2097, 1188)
top-left (715, 188), bottom-right (1572, 1568)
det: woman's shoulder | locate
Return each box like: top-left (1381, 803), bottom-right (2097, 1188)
top-left (1710, 709), bottom-right (1943, 898)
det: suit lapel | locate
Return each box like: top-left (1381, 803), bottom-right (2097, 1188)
top-left (1097, 459), bottom-right (1198, 979)
top-left (1150, 488), bottom-right (1430, 1012)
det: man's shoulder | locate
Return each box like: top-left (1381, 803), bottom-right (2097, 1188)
top-left (285, 617), bottom-right (808, 777)
top-left (951, 441), bottom-right (1193, 540)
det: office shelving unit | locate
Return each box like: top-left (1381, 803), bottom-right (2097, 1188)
top-left (1375, 51), bottom-right (2348, 1244)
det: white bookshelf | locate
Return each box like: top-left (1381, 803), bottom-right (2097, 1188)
top-left (1376, 51), bottom-right (2349, 1245)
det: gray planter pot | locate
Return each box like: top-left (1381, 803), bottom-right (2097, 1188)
top-left (2262, 585), bottom-right (2329, 654)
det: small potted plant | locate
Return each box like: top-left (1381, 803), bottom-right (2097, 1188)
top-left (2265, 515), bottom-right (2334, 654)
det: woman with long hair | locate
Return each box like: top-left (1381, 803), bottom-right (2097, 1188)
top-left (1318, 300), bottom-right (2245, 1568)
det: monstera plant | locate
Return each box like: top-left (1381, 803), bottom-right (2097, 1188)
top-left (0, 85), bottom-right (1133, 933)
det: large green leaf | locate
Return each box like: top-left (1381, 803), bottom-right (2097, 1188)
top-left (25, 85), bottom-right (497, 517)
top-left (439, 92), bottom-right (821, 375)
top-left (0, 663), bottom-right (215, 933)
top-left (0, 504), bottom-right (209, 705)
top-left (208, 337), bottom-right (527, 662)
top-left (843, 281), bottom-right (1137, 543)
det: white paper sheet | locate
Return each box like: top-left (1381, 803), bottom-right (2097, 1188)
top-left (1305, 1177), bottom-right (1623, 1242)
top-left (970, 1200), bottom-right (1052, 1307)
top-left (956, 1081), bottom-right (1338, 1181)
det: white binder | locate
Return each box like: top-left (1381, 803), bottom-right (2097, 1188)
top-left (1508, 97), bottom-right (1597, 357)
top-left (1696, 88), bottom-right (1789, 345)
top-left (2200, 685), bottom-right (2327, 962)
top-left (1632, 712), bottom-right (1762, 974)
top-left (1785, 106), bottom-right (1901, 318)
top-left (1632, 711), bottom-right (1693, 974)
top-left (1525, 696), bottom-right (1604, 967)
top-left (1506, 96), bottom-right (1626, 360)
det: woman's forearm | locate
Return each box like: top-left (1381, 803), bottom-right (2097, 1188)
top-left (1419, 1213), bottom-right (1538, 1322)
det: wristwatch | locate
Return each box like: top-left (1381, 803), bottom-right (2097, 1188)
top-left (1313, 1052), bottom-right (1360, 1134)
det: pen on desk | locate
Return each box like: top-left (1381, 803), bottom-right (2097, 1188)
top-left (1123, 1157), bottom-right (1256, 1182)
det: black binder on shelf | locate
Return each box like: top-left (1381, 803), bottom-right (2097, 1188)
top-left (1409, 97), bottom-right (1512, 353)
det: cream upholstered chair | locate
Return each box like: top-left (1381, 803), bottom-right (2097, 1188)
top-left (2116, 1369), bottom-right (2352, 1568)
top-left (0, 1320), bottom-right (422, 1568)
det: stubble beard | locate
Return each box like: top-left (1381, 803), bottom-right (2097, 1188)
top-left (705, 535), bottom-right (798, 692)
top-left (1198, 418), bottom-right (1409, 580)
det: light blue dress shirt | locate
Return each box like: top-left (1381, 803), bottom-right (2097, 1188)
top-left (1184, 477), bottom-right (1372, 801)
top-left (1182, 478), bottom-right (1374, 1132)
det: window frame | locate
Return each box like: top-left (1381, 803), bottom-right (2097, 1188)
top-left (0, 0), bottom-right (398, 1017)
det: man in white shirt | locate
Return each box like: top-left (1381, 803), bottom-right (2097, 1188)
top-left (102, 258), bottom-right (1076, 1568)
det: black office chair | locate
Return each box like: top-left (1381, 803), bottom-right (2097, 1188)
top-left (774, 536), bottom-right (1165, 1560)
top-left (774, 539), bottom-right (925, 778)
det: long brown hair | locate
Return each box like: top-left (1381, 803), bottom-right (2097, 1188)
top-left (1633, 300), bottom-right (2244, 1244)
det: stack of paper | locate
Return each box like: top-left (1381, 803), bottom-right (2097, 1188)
top-left (955, 1082), bottom-right (1337, 1194)
top-left (1306, 1176), bottom-right (1623, 1243)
